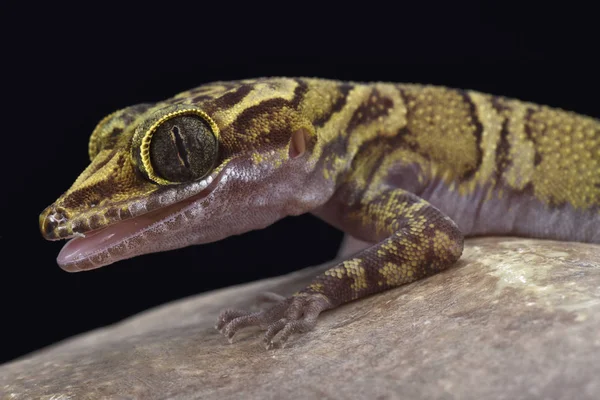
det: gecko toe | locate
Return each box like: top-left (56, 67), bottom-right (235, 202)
top-left (221, 313), bottom-right (262, 340)
top-left (215, 309), bottom-right (254, 331)
top-left (216, 293), bottom-right (331, 347)
top-left (263, 318), bottom-right (318, 349)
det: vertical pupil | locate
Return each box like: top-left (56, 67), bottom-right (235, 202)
top-left (170, 125), bottom-right (190, 169)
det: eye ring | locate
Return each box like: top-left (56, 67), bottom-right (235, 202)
top-left (132, 106), bottom-right (220, 185)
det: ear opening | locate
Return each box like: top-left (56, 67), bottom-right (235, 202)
top-left (289, 128), bottom-right (310, 159)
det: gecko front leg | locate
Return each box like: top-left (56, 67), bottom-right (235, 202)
top-left (216, 188), bottom-right (464, 348)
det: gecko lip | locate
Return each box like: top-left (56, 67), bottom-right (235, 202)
top-left (56, 171), bottom-right (223, 271)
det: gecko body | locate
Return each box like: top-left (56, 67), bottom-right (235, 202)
top-left (40, 78), bottom-right (600, 347)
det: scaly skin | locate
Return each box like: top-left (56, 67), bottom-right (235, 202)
top-left (40, 78), bottom-right (600, 348)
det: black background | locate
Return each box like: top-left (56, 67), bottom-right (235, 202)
top-left (2, 4), bottom-right (598, 363)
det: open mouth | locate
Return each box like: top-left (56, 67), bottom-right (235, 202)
top-left (56, 171), bottom-right (222, 271)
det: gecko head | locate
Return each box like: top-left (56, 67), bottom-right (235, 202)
top-left (40, 78), bottom-right (325, 272)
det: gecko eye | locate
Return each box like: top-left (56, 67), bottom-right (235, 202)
top-left (132, 107), bottom-right (219, 185)
top-left (150, 115), bottom-right (217, 182)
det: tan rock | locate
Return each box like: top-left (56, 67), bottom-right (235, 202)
top-left (2, 237), bottom-right (599, 399)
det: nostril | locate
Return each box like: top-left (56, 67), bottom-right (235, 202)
top-left (40, 206), bottom-right (72, 239)
top-left (49, 207), bottom-right (68, 224)
top-left (50, 212), bottom-right (65, 223)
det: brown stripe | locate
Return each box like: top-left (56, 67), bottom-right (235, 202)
top-left (490, 96), bottom-right (510, 114)
top-left (212, 84), bottom-right (254, 110)
top-left (524, 108), bottom-right (543, 166)
top-left (290, 79), bottom-right (309, 109)
top-left (347, 88), bottom-right (394, 132)
top-left (230, 98), bottom-right (288, 128)
top-left (457, 92), bottom-right (484, 181)
top-left (524, 108), bottom-right (537, 142)
top-left (228, 82), bottom-right (311, 135)
top-left (396, 88), bottom-right (423, 154)
top-left (313, 83), bottom-right (352, 127)
top-left (495, 119), bottom-right (512, 179)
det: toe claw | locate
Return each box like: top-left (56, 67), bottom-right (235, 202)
top-left (264, 318), bottom-right (287, 343)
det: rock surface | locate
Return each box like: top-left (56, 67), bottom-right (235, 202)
top-left (2, 237), bottom-right (600, 399)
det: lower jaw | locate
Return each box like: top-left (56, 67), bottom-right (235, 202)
top-left (56, 176), bottom-right (219, 270)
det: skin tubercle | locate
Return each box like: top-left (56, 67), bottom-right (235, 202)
top-left (39, 76), bottom-right (600, 347)
top-left (302, 80), bottom-right (600, 241)
top-left (41, 77), bottom-right (600, 249)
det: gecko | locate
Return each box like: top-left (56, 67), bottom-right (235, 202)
top-left (39, 77), bottom-right (600, 348)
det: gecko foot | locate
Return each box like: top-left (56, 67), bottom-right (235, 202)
top-left (216, 294), bottom-right (331, 349)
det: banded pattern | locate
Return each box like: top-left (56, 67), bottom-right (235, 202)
top-left (41, 77), bottom-right (600, 347)
top-left (304, 188), bottom-right (463, 306)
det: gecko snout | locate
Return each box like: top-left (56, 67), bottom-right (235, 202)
top-left (39, 206), bottom-right (72, 240)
